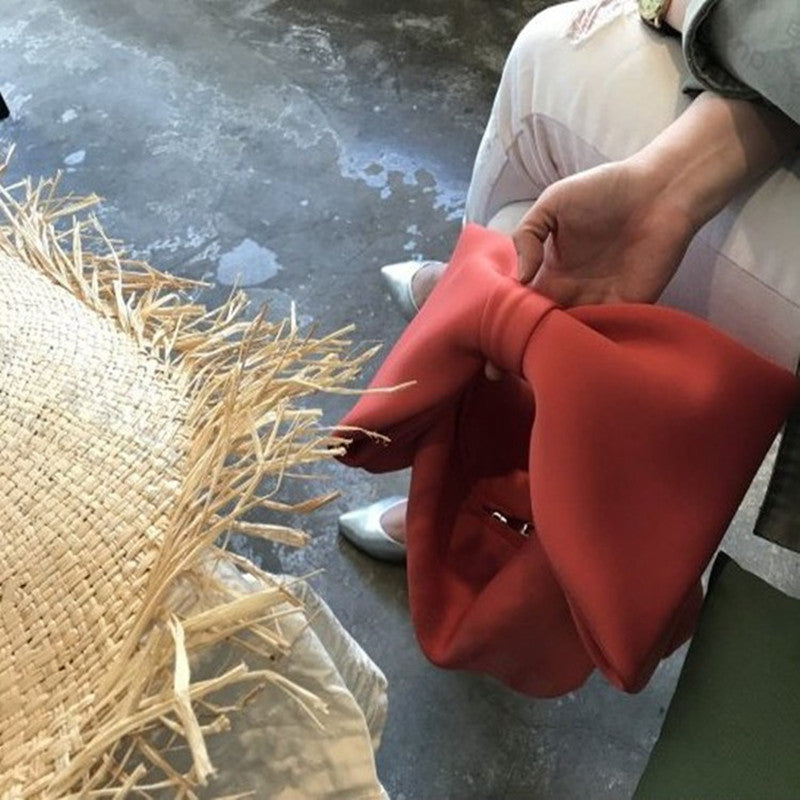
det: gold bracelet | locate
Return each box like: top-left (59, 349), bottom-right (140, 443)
top-left (638, 0), bottom-right (673, 30)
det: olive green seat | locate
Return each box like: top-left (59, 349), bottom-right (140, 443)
top-left (634, 552), bottom-right (800, 800)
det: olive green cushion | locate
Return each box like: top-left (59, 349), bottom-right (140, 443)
top-left (634, 553), bottom-right (800, 800)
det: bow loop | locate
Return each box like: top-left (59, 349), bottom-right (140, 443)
top-left (477, 269), bottom-right (555, 376)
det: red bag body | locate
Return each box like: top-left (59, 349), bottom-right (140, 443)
top-left (338, 225), bottom-right (799, 696)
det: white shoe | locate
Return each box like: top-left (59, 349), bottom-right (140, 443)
top-left (338, 496), bottom-right (407, 563)
top-left (380, 260), bottom-right (442, 321)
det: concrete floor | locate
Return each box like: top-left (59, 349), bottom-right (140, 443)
top-left (3, 1), bottom-right (800, 798)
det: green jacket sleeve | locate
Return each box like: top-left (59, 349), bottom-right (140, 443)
top-left (682, 0), bottom-right (800, 124)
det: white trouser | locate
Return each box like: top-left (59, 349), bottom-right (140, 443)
top-left (465, 0), bottom-right (800, 371)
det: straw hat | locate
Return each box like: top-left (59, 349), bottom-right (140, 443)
top-left (0, 163), bottom-right (371, 797)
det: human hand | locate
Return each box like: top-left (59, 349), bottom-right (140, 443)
top-left (512, 159), bottom-right (696, 308)
top-left (483, 159), bottom-right (694, 379)
top-left (487, 91), bottom-right (800, 379)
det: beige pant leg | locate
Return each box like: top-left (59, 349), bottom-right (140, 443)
top-left (466, 0), bottom-right (800, 370)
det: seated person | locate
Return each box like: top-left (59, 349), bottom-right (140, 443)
top-left (340, 0), bottom-right (800, 558)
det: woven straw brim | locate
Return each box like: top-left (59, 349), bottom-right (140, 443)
top-left (0, 162), bottom-right (376, 797)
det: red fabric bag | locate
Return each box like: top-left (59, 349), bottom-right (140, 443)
top-left (337, 225), bottom-right (799, 696)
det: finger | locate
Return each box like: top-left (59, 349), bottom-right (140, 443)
top-left (528, 237), bottom-right (575, 306)
top-left (513, 199), bottom-right (556, 284)
top-left (484, 361), bottom-right (504, 381)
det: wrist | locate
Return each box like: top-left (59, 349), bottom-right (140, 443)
top-left (663, 0), bottom-right (688, 32)
top-left (625, 94), bottom-right (800, 234)
top-left (623, 150), bottom-right (705, 236)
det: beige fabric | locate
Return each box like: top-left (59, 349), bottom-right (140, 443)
top-left (194, 564), bottom-right (390, 800)
top-left (469, 0), bottom-right (800, 370)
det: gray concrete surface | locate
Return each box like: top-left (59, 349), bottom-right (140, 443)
top-left (2, 1), bottom-right (799, 797)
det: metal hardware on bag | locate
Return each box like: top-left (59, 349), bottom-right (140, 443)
top-left (485, 506), bottom-right (533, 538)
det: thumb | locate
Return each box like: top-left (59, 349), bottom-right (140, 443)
top-left (513, 197), bottom-right (556, 284)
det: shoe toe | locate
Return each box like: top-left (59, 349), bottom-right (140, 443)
top-left (338, 497), bottom-right (407, 563)
top-left (380, 261), bottom-right (423, 321)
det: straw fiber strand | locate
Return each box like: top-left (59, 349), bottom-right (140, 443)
top-left (0, 168), bottom-right (372, 798)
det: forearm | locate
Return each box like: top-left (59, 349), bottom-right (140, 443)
top-left (628, 92), bottom-right (800, 232)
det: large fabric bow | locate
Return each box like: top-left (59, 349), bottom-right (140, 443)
top-left (338, 225), bottom-right (799, 696)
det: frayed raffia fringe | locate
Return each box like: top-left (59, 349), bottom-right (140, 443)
top-left (0, 151), bottom-right (377, 798)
